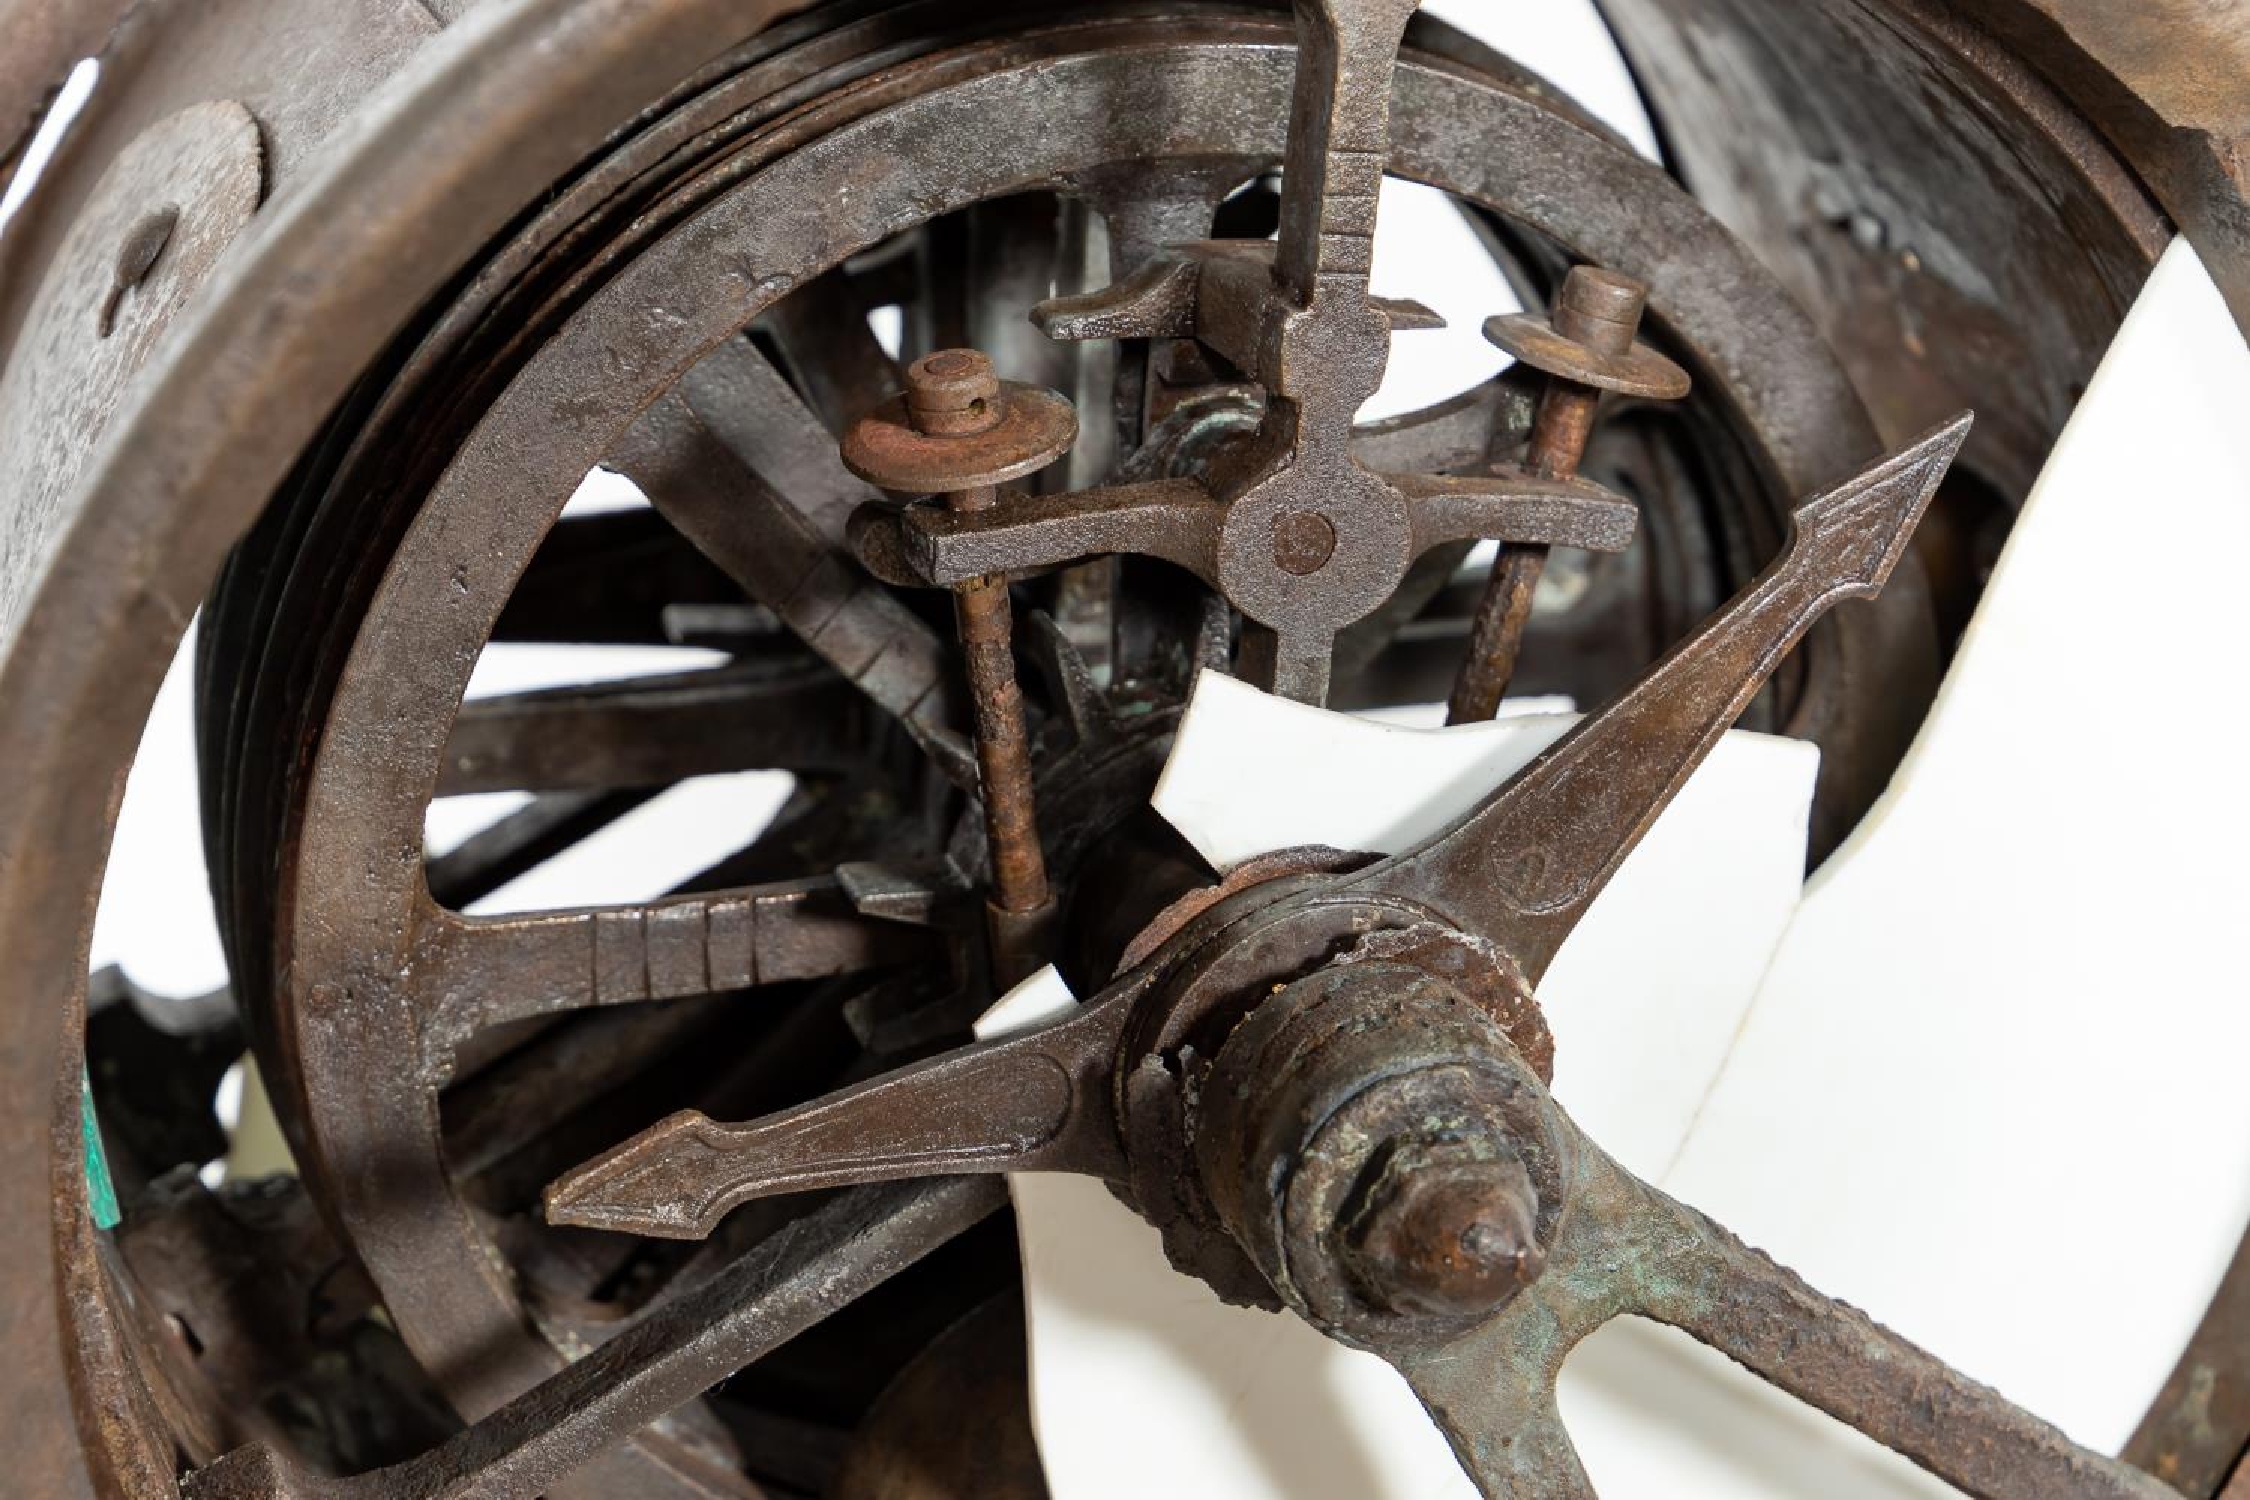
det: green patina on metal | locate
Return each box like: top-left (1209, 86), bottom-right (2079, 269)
top-left (81, 1071), bottom-right (121, 1230)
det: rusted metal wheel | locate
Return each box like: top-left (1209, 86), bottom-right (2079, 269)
top-left (0, 1), bottom-right (2244, 1497)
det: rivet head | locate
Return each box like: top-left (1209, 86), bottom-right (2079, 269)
top-left (1271, 510), bottom-right (1339, 576)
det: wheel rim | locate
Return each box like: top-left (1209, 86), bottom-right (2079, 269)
top-left (209, 8), bottom-right (1907, 1493)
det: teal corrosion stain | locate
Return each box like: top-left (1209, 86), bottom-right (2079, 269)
top-left (81, 1072), bottom-right (121, 1230)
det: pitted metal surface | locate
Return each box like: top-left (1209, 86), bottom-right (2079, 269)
top-left (0, 100), bottom-right (260, 650)
top-left (0, 0), bottom-right (2244, 1495)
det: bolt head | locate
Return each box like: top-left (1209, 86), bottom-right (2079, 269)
top-left (1343, 1142), bottom-right (1544, 1321)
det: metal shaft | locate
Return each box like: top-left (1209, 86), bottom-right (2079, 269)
top-left (1448, 269), bottom-right (1649, 724)
top-left (945, 483), bottom-right (1050, 921)
top-left (902, 351), bottom-right (1055, 984)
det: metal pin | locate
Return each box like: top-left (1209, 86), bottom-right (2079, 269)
top-left (1448, 267), bottom-right (1688, 724)
top-left (855, 348), bottom-right (1072, 987)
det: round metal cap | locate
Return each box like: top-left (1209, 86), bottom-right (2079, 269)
top-left (842, 380), bottom-right (1079, 494)
top-left (1482, 311), bottom-right (1692, 400)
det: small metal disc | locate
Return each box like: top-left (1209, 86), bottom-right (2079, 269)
top-left (1482, 312), bottom-right (1693, 400)
top-left (842, 380), bottom-right (1079, 494)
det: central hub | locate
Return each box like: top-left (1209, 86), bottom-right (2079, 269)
top-left (1214, 455), bottom-right (1413, 635)
top-left (1341, 1134), bottom-right (1544, 1321)
top-left (1182, 958), bottom-right (1571, 1350)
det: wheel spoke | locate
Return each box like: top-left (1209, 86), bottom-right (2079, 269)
top-left (675, 332), bottom-right (877, 549)
top-left (438, 661), bottom-right (866, 796)
top-left (491, 508), bottom-right (742, 645)
top-left (1074, 158), bottom-right (1260, 471)
top-left (1348, 415), bottom-right (1970, 983)
top-left (440, 991), bottom-right (743, 1183)
top-left (415, 875), bottom-right (939, 1051)
top-left (761, 269), bottom-right (901, 439)
top-left (1083, 162), bottom-right (1255, 287)
top-left (180, 1179), bottom-right (1004, 1500)
top-left (613, 344), bottom-right (974, 785)
top-left (1388, 1116), bottom-right (2173, 1500)
top-left (1351, 372), bottom-right (1538, 476)
top-left (2128, 1231), bottom-right (2250, 1493)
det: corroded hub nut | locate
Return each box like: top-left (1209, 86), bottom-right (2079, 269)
top-left (1341, 1136), bottom-right (1544, 1320)
top-left (1188, 960), bottom-right (1568, 1351)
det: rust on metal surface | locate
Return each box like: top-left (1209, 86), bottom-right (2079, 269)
top-left (548, 418), bottom-right (1969, 1244)
top-left (841, 368), bottom-right (1079, 496)
top-left (0, 0), bottom-right (2238, 1494)
top-left (542, 392), bottom-right (2177, 1498)
top-left (848, 348), bottom-right (1072, 983)
top-left (537, 415), bottom-right (2183, 1500)
top-left (1449, 264), bottom-right (1689, 723)
top-left (183, 1181), bottom-right (1005, 1499)
top-left (2127, 1223), bottom-right (2250, 1495)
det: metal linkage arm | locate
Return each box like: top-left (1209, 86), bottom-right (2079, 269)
top-left (1269, 0), bottom-right (1426, 303)
top-left (184, 1180), bottom-right (1003, 1500)
top-left (986, 0), bottom-right (1441, 705)
top-left (867, 1), bottom-right (1687, 709)
top-left (851, 472), bottom-right (1637, 592)
top-left (1031, 240), bottom-right (1443, 352)
top-left (1033, 0), bottom-right (1425, 372)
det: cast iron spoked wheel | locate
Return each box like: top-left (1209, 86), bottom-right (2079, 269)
top-left (29, 1), bottom-right (2193, 1498)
